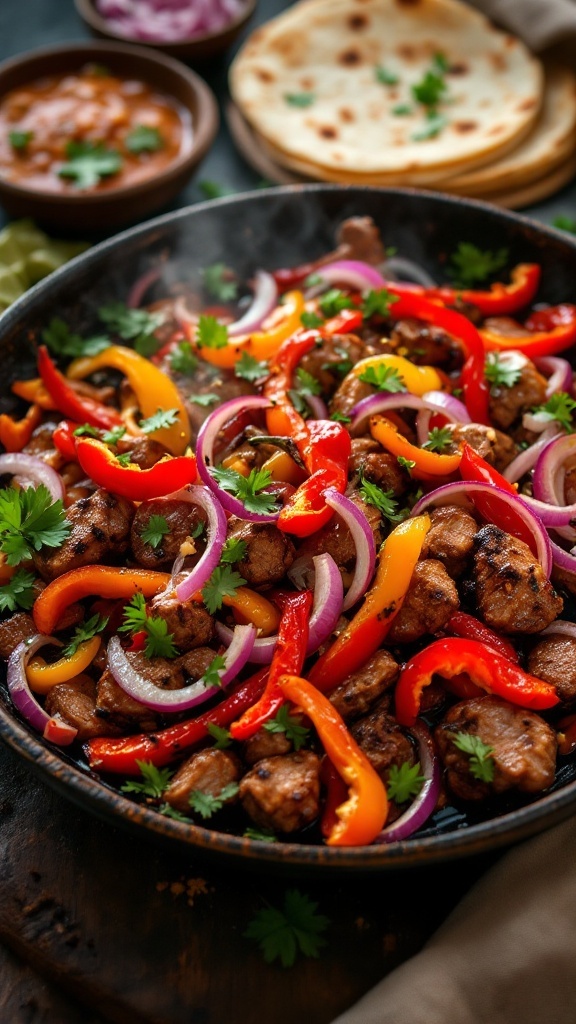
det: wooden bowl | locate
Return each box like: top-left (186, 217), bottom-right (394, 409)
top-left (74, 0), bottom-right (258, 64)
top-left (0, 41), bottom-right (219, 233)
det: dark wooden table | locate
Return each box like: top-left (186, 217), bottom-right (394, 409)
top-left (1, 2), bottom-right (576, 1021)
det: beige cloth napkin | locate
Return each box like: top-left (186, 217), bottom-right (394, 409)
top-left (331, 815), bottom-right (576, 1024)
top-left (466, 0), bottom-right (576, 53)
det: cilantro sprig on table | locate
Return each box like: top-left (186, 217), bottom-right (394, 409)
top-left (245, 889), bottom-right (330, 968)
top-left (0, 485), bottom-right (70, 566)
top-left (119, 592), bottom-right (179, 659)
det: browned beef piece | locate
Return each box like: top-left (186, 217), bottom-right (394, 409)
top-left (329, 650), bottom-right (399, 722)
top-left (473, 525), bottom-right (563, 634)
top-left (0, 612), bottom-right (37, 658)
top-left (239, 751), bottom-right (321, 833)
top-left (483, 316), bottom-right (532, 339)
top-left (527, 635), bottom-right (576, 707)
top-left (114, 436), bottom-right (169, 469)
top-left (45, 674), bottom-right (119, 741)
top-left (225, 517), bottom-right (295, 588)
top-left (131, 496), bottom-right (207, 569)
top-left (390, 318), bottom-right (462, 368)
top-left (435, 695), bottom-right (557, 801)
top-left (96, 669), bottom-right (161, 733)
top-left (421, 504), bottom-right (479, 577)
top-left (147, 588), bottom-right (215, 652)
top-left (387, 559), bottom-right (459, 644)
top-left (296, 490), bottom-right (382, 574)
top-left (449, 423), bottom-right (517, 471)
top-left (348, 437), bottom-right (407, 496)
top-left (552, 563), bottom-right (576, 598)
top-left (218, 424), bottom-right (279, 472)
top-left (22, 421), bottom-right (65, 470)
top-left (164, 748), bottom-right (243, 815)
top-left (329, 371), bottom-right (375, 420)
top-left (160, 350), bottom-right (255, 442)
top-left (488, 359), bottom-right (548, 431)
top-left (34, 489), bottom-right (134, 582)
top-left (298, 334), bottom-right (366, 396)
top-left (563, 458), bottom-right (576, 505)
top-left (351, 703), bottom-right (415, 782)
top-left (336, 216), bottom-right (386, 265)
top-left (242, 728), bottom-right (292, 765)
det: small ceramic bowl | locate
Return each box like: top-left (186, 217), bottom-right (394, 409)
top-left (0, 41), bottom-right (219, 233)
top-left (74, 0), bottom-right (258, 64)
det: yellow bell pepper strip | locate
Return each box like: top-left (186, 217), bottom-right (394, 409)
top-left (260, 450), bottom-right (307, 486)
top-left (352, 354), bottom-right (443, 396)
top-left (33, 566), bottom-right (171, 636)
top-left (369, 415), bottom-right (462, 481)
top-left (66, 346), bottom-right (191, 455)
top-left (309, 515), bottom-right (430, 692)
top-left (278, 674), bottom-right (388, 846)
top-left (38, 346), bottom-right (124, 432)
top-left (75, 437), bottom-right (197, 501)
top-left (12, 377), bottom-right (58, 410)
top-left (395, 637), bottom-right (560, 728)
top-left (0, 403), bottom-right (42, 452)
top-left (222, 586), bottom-right (280, 636)
top-left (26, 636), bottom-right (101, 695)
top-left (185, 290), bottom-right (306, 369)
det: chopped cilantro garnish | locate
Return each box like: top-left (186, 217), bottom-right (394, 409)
top-left (263, 704), bottom-right (311, 751)
top-left (432, 51), bottom-right (450, 74)
top-left (159, 803), bottom-right (191, 822)
top-left (448, 243), bottom-right (509, 288)
top-left (397, 455), bottom-right (416, 472)
top-left (73, 424), bottom-right (100, 438)
top-left (188, 782), bottom-right (239, 819)
top-left (102, 425), bottom-right (127, 445)
top-left (485, 352), bottom-right (523, 390)
top-left (452, 732), bottom-right (495, 783)
top-left (0, 485), bottom-right (70, 566)
top-left (234, 351), bottom-right (269, 382)
top-left (121, 759), bottom-right (173, 799)
top-left (42, 317), bottom-right (110, 358)
top-left (211, 466), bottom-right (279, 515)
top-left (9, 129), bottom-right (33, 150)
top-left (330, 410), bottom-right (351, 424)
top-left (140, 514), bottom-right (170, 549)
top-left (58, 140), bottom-right (122, 190)
top-left (207, 722), bottom-right (233, 749)
top-left (119, 592), bottom-right (179, 659)
top-left (375, 65), bottom-right (399, 85)
top-left (284, 92), bottom-right (315, 107)
top-left (318, 289), bottom-right (357, 318)
top-left (202, 654), bottom-right (227, 689)
top-left (169, 340), bottom-right (198, 376)
top-left (198, 180), bottom-right (235, 199)
top-left (245, 889), bottom-right (329, 968)
top-left (392, 104), bottom-right (413, 116)
top-left (138, 407), bottom-right (179, 434)
top-left (361, 288), bottom-right (399, 319)
top-left (295, 367), bottom-right (322, 396)
top-left (116, 452), bottom-right (132, 467)
top-left (300, 310), bottom-right (325, 329)
top-left (201, 262), bottom-right (238, 302)
top-left (533, 392), bottom-right (576, 432)
top-left (98, 302), bottom-right (164, 357)
top-left (243, 827), bottom-right (277, 843)
top-left (358, 476), bottom-right (406, 523)
top-left (0, 568), bottom-right (36, 613)
top-left (191, 392), bottom-right (219, 407)
top-left (553, 215), bottom-right (576, 235)
top-left (423, 425), bottom-right (453, 452)
top-left (196, 314), bottom-right (228, 350)
top-left (386, 761), bottom-right (425, 803)
top-left (411, 69), bottom-right (447, 108)
top-left (125, 125), bottom-right (163, 153)
top-left (201, 564), bottom-right (246, 615)
top-left (220, 537), bottom-right (247, 564)
top-left (62, 612), bottom-right (108, 658)
top-left (411, 110), bottom-right (448, 141)
top-left (358, 363), bottom-right (406, 393)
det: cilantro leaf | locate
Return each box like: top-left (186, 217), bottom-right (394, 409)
top-left (448, 243), bottom-right (509, 288)
top-left (358, 476), bottom-right (406, 523)
top-left (386, 761), bottom-right (425, 803)
top-left (159, 803), bottom-right (192, 822)
top-left (284, 93), bottom-right (315, 107)
top-left (121, 759), bottom-right (173, 799)
top-left (220, 537), bottom-right (247, 564)
top-left (452, 732), bottom-right (495, 782)
top-left (188, 782), bottom-right (239, 819)
top-left (196, 314), bottom-right (228, 350)
top-left (140, 514), bottom-right (170, 549)
top-left (9, 129), bottom-right (33, 150)
top-left (318, 289), bottom-right (358, 318)
top-left (201, 564), bottom-right (246, 615)
top-left (116, 452), bottom-right (132, 467)
top-left (300, 311), bottom-right (324, 329)
top-left (125, 125), bottom-right (163, 153)
top-left (397, 455), bottom-right (416, 472)
top-left (198, 180), bottom-right (235, 200)
top-left (330, 410), bottom-right (351, 424)
top-left (42, 316), bottom-right (110, 358)
top-left (411, 111), bottom-right (448, 141)
top-left (202, 654), bottom-right (227, 689)
top-left (0, 568), bottom-right (36, 613)
top-left (245, 889), bottom-right (329, 968)
top-left (207, 722), bottom-right (232, 749)
top-left (97, 302), bottom-right (164, 357)
top-left (432, 51), bottom-right (450, 74)
top-left (170, 340), bottom-right (198, 376)
top-left (392, 104), bottom-right (413, 116)
top-left (361, 289), bottom-right (399, 319)
top-left (191, 392), bottom-right (219, 407)
top-left (0, 485), bottom-right (70, 566)
top-left (375, 65), bottom-right (399, 85)
top-left (243, 827), bottom-right (277, 843)
top-left (58, 140), bottom-right (122, 190)
top-left (485, 352), bottom-right (523, 390)
top-left (62, 612), bottom-right (108, 658)
top-left (119, 593), bottom-right (179, 659)
top-left (201, 262), bottom-right (238, 302)
top-left (235, 351), bottom-right (269, 382)
top-left (533, 392), bottom-right (576, 432)
top-left (138, 407), bottom-right (179, 434)
top-left (553, 216), bottom-right (576, 235)
top-left (423, 425), bottom-right (453, 452)
top-left (358, 363), bottom-right (406, 392)
top-left (263, 704), bottom-right (311, 751)
top-left (211, 466), bottom-right (279, 515)
top-left (73, 424), bottom-right (100, 438)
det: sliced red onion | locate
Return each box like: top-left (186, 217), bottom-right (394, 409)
top-left (324, 487), bottom-right (376, 611)
top-left (127, 267), bottom-right (162, 309)
top-left (533, 433), bottom-right (576, 505)
top-left (522, 410), bottom-right (561, 434)
top-left (304, 394), bottom-right (328, 420)
top-left (416, 408), bottom-right (432, 447)
top-left (503, 427), bottom-right (560, 483)
top-left (379, 257), bottom-right (437, 288)
top-left (535, 356), bottom-right (573, 398)
top-left (313, 259), bottom-right (387, 293)
top-left (107, 624), bottom-right (256, 712)
top-left (517, 493), bottom-right (576, 528)
top-left (349, 390), bottom-right (470, 436)
top-left (7, 635), bottom-right (77, 746)
top-left (96, 0), bottom-right (244, 40)
top-left (170, 485), bottom-right (227, 603)
top-left (195, 395), bottom-right (281, 522)
top-left (227, 271), bottom-right (278, 338)
top-left (549, 537), bottom-right (576, 576)
top-left (412, 481), bottom-right (552, 577)
top-left (0, 452), bottom-right (65, 502)
top-left (375, 722), bottom-right (441, 843)
top-left (540, 618), bottom-right (576, 640)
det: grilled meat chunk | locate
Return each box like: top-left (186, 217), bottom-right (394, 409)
top-left (225, 517), bottom-right (295, 588)
top-left (131, 496), bottom-right (206, 569)
top-left (147, 588), bottom-right (215, 652)
top-left (449, 423), bottom-right (517, 471)
top-left (527, 635), bottom-right (576, 707)
top-left (298, 334), bottom-right (366, 396)
top-left (96, 669), bottom-right (161, 733)
top-left (351, 703), bottom-right (415, 782)
top-left (0, 612), bottom-right (37, 658)
top-left (22, 420), bottom-right (65, 470)
top-left (329, 650), bottom-right (400, 722)
top-left (164, 748), bottom-right (243, 815)
top-left (161, 352), bottom-right (255, 442)
top-left (473, 525), bottom-right (563, 634)
top-left (488, 358), bottom-right (548, 431)
top-left (296, 490), bottom-right (382, 575)
top-left (391, 318), bottom-right (462, 368)
top-left (349, 437), bottom-right (407, 496)
top-left (114, 436), bottom-right (169, 469)
top-left (435, 695), bottom-right (557, 801)
top-left (336, 216), bottom-right (386, 265)
top-left (387, 559), bottom-right (459, 644)
top-left (239, 751), bottom-right (321, 834)
top-left (34, 488), bottom-right (134, 581)
top-left (421, 504), bottom-right (478, 577)
top-left (45, 674), bottom-right (118, 741)
top-left (242, 728), bottom-right (292, 765)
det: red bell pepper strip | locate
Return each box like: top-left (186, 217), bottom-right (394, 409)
top-left (445, 610), bottom-right (518, 663)
top-left (52, 420), bottom-right (82, 462)
top-left (75, 437), bottom-right (197, 501)
top-left (37, 346), bottom-right (123, 431)
top-left (230, 589), bottom-right (313, 740)
top-left (33, 566), bottom-right (172, 635)
top-left (458, 442), bottom-right (537, 555)
top-left (278, 674), bottom-right (388, 846)
top-left (319, 755), bottom-right (350, 840)
top-left (422, 263), bottom-right (541, 316)
top-left (395, 637), bottom-right (560, 727)
top-left (481, 304), bottom-right (576, 358)
top-left (386, 288), bottom-right (489, 425)
top-left (277, 419), bottom-right (351, 537)
top-left (86, 668), bottom-right (269, 774)
top-left (309, 514), bottom-right (430, 692)
top-left (0, 403), bottom-right (42, 452)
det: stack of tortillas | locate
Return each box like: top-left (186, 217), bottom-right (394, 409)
top-left (228, 0), bottom-right (576, 208)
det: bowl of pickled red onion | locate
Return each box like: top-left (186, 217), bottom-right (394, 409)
top-left (74, 0), bottom-right (258, 63)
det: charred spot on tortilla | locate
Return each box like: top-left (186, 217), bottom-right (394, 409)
top-left (490, 53), bottom-right (508, 72)
top-left (395, 0), bottom-right (422, 5)
top-left (339, 48), bottom-right (363, 66)
top-left (396, 44), bottom-right (418, 61)
top-left (339, 107), bottom-right (356, 122)
top-left (517, 98), bottom-right (538, 112)
top-left (488, 124), bottom-right (506, 136)
top-left (348, 13), bottom-right (369, 29)
top-left (447, 62), bottom-right (469, 76)
top-left (454, 121), bottom-right (478, 133)
top-left (255, 68), bottom-right (275, 83)
top-left (319, 125), bottom-right (339, 139)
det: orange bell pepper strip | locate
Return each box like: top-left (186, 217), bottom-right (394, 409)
top-left (187, 290), bottom-right (306, 369)
top-left (395, 637), bottom-right (560, 728)
top-left (12, 377), bottom-right (58, 410)
top-left (423, 263), bottom-right (541, 316)
top-left (369, 415), bottom-right (462, 480)
top-left (33, 566), bottom-right (171, 635)
top-left (309, 514), bottom-right (430, 692)
top-left (0, 403), bottom-right (42, 452)
top-left (352, 354), bottom-right (443, 396)
top-left (66, 346), bottom-right (191, 454)
top-left (38, 346), bottom-right (124, 432)
top-left (278, 674), bottom-right (388, 846)
top-left (26, 636), bottom-right (101, 694)
top-left (75, 437), bottom-right (197, 501)
top-left (222, 587), bottom-right (280, 635)
top-left (480, 303), bottom-right (576, 358)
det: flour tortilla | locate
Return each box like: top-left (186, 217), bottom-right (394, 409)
top-left (476, 152), bottom-right (576, 209)
top-left (229, 0), bottom-right (544, 183)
